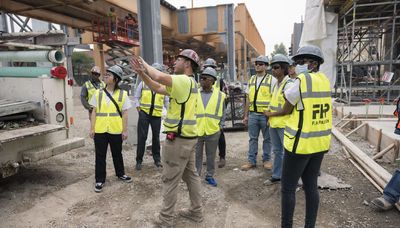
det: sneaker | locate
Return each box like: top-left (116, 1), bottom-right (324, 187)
top-left (263, 177), bottom-right (281, 186)
top-left (94, 182), bottom-right (104, 193)
top-left (218, 158), bottom-right (226, 168)
top-left (155, 161), bottom-right (163, 168)
top-left (241, 162), bottom-right (256, 171)
top-left (263, 161), bottom-right (273, 170)
top-left (205, 176), bottom-right (218, 187)
top-left (118, 175), bottom-right (132, 183)
top-left (371, 197), bottom-right (394, 211)
top-left (178, 209), bottom-right (203, 223)
top-left (135, 163), bottom-right (142, 171)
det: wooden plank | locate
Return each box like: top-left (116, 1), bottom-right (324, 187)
top-left (373, 143), bottom-right (395, 160)
top-left (332, 127), bottom-right (392, 184)
top-left (345, 123), bottom-right (367, 137)
top-left (0, 124), bottom-right (64, 143)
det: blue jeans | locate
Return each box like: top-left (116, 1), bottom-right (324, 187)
top-left (269, 127), bottom-right (284, 179)
top-left (383, 169), bottom-right (400, 204)
top-left (247, 112), bottom-right (271, 165)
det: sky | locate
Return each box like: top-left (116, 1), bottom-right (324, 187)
top-left (167, 0), bottom-right (307, 55)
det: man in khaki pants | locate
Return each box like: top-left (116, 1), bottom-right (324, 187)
top-left (131, 49), bottom-right (203, 227)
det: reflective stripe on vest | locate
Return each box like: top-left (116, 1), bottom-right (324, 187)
top-left (269, 77), bottom-right (291, 128)
top-left (85, 80), bottom-right (105, 102)
top-left (284, 71), bottom-right (332, 155)
top-left (164, 77), bottom-right (198, 137)
top-left (248, 74), bottom-right (273, 112)
top-left (140, 84), bottom-right (165, 117)
top-left (95, 89), bottom-right (127, 134)
top-left (197, 89), bottom-right (225, 136)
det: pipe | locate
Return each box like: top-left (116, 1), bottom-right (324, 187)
top-left (0, 67), bottom-right (65, 78)
top-left (0, 50), bottom-right (65, 63)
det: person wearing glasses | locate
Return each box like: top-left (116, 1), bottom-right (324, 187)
top-left (263, 54), bottom-right (293, 185)
top-left (268, 45), bottom-right (332, 227)
top-left (195, 67), bottom-right (226, 187)
top-left (202, 58), bottom-right (228, 168)
top-left (89, 65), bottom-right (133, 193)
top-left (130, 49), bottom-right (203, 227)
top-left (81, 66), bottom-right (105, 120)
top-left (241, 55), bottom-right (276, 171)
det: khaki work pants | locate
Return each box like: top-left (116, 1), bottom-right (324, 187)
top-left (159, 137), bottom-right (203, 225)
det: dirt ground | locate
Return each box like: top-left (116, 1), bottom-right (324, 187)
top-left (0, 86), bottom-right (399, 228)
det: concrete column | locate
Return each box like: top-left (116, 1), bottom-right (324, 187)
top-left (138, 0), bottom-right (163, 64)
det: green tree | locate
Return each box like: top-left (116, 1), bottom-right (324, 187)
top-left (72, 51), bottom-right (94, 76)
top-left (271, 43), bottom-right (288, 57)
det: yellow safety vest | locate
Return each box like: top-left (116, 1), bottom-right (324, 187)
top-left (140, 83), bottom-right (165, 117)
top-left (213, 76), bottom-right (220, 90)
top-left (85, 80), bottom-right (105, 102)
top-left (94, 89), bottom-right (127, 134)
top-left (284, 71), bottom-right (332, 155)
top-left (248, 74), bottom-right (273, 113)
top-left (164, 77), bottom-right (198, 137)
top-left (269, 77), bottom-right (292, 128)
top-left (197, 89), bottom-right (225, 136)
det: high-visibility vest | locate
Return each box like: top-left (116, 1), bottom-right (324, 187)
top-left (140, 83), bottom-right (165, 117)
top-left (85, 80), bottom-right (105, 102)
top-left (284, 71), bottom-right (332, 155)
top-left (94, 89), bottom-right (127, 134)
top-left (213, 76), bottom-right (221, 90)
top-left (164, 77), bottom-right (198, 137)
top-left (248, 74), bottom-right (273, 113)
top-left (269, 77), bottom-right (292, 128)
top-left (197, 89), bottom-right (225, 136)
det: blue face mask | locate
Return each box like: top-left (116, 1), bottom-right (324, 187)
top-left (295, 64), bottom-right (309, 75)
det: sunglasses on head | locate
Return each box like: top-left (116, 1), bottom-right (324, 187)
top-left (255, 62), bottom-right (265, 66)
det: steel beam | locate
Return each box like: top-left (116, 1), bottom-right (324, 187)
top-left (138, 0), bottom-right (163, 64)
top-left (226, 4), bottom-right (235, 82)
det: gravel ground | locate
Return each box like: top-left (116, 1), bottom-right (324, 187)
top-left (0, 87), bottom-right (399, 228)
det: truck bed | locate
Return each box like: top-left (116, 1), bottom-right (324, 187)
top-left (0, 124), bottom-right (64, 143)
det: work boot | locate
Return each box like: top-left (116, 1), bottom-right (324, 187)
top-left (135, 163), bottom-right (142, 171)
top-left (178, 209), bottom-right (203, 223)
top-left (371, 197), bottom-right (394, 211)
top-left (153, 215), bottom-right (173, 228)
top-left (218, 158), bottom-right (226, 168)
top-left (263, 161), bottom-right (273, 170)
top-left (241, 162), bottom-right (256, 171)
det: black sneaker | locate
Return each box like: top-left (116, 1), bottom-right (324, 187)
top-left (263, 177), bottom-right (281, 186)
top-left (94, 182), bottom-right (104, 193)
top-left (118, 175), bottom-right (132, 183)
top-left (136, 163), bottom-right (142, 171)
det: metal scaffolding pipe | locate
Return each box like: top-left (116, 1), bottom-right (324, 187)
top-left (0, 67), bottom-right (56, 77)
top-left (0, 50), bottom-right (65, 63)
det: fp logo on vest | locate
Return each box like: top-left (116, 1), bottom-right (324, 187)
top-left (312, 104), bottom-right (330, 125)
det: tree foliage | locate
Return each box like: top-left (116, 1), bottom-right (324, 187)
top-left (72, 51), bottom-right (94, 76)
top-left (271, 43), bottom-right (288, 57)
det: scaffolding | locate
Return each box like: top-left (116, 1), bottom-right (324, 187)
top-left (331, 0), bottom-right (400, 104)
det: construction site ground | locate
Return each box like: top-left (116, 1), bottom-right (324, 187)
top-left (0, 87), bottom-right (399, 228)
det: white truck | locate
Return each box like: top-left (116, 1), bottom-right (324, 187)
top-left (0, 31), bottom-right (84, 178)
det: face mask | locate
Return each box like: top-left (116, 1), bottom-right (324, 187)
top-left (295, 64), bottom-right (308, 75)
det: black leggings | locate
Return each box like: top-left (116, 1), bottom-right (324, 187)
top-left (281, 150), bottom-right (324, 228)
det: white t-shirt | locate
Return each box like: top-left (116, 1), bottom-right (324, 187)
top-left (283, 78), bottom-right (303, 110)
top-left (245, 74), bottom-right (277, 94)
top-left (90, 89), bottom-right (132, 111)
